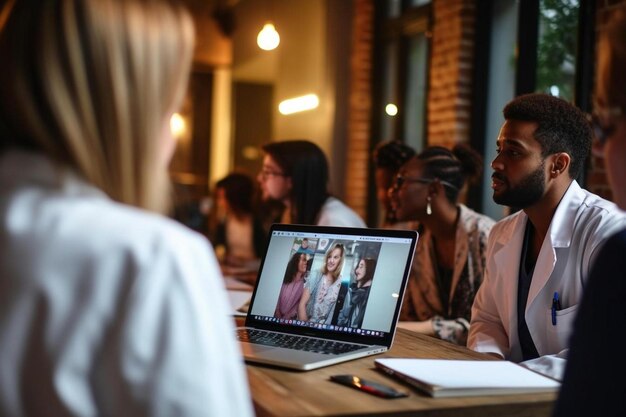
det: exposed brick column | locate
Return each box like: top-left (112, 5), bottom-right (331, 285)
top-left (428, 0), bottom-right (476, 148)
top-left (587, 155), bottom-right (613, 200)
top-left (344, 0), bottom-right (374, 220)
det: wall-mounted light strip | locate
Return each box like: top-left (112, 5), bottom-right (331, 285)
top-left (278, 94), bottom-right (319, 115)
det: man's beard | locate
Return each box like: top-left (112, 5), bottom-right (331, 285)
top-left (493, 163), bottom-right (546, 208)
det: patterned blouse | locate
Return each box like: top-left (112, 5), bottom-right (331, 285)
top-left (400, 204), bottom-right (495, 345)
top-left (305, 271), bottom-right (341, 324)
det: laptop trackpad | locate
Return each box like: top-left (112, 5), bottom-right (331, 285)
top-left (240, 343), bottom-right (274, 355)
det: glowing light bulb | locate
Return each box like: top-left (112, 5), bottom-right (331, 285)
top-left (385, 103), bottom-right (398, 116)
top-left (170, 113), bottom-right (186, 139)
top-left (257, 23), bottom-right (280, 51)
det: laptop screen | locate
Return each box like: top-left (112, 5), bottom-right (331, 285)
top-left (244, 224), bottom-right (418, 347)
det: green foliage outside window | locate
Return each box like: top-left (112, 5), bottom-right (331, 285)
top-left (536, 0), bottom-right (580, 101)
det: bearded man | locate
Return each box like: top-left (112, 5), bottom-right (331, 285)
top-left (468, 93), bottom-right (626, 381)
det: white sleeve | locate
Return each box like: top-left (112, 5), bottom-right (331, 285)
top-left (467, 233), bottom-right (509, 358)
top-left (520, 351), bottom-right (568, 381)
top-left (316, 198), bottom-right (366, 228)
top-left (99, 233), bottom-right (254, 417)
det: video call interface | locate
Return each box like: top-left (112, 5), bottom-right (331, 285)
top-left (249, 230), bottom-right (413, 339)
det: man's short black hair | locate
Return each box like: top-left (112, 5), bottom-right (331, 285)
top-left (503, 93), bottom-right (592, 179)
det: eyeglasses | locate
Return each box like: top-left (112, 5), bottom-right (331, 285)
top-left (259, 168), bottom-right (288, 180)
top-left (587, 106), bottom-right (622, 148)
top-left (393, 175), bottom-right (431, 189)
top-left (393, 175), bottom-right (458, 191)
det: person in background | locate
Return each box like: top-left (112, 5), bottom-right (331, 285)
top-left (390, 145), bottom-right (495, 345)
top-left (298, 243), bottom-right (345, 324)
top-left (0, 1), bottom-right (252, 416)
top-left (468, 93), bottom-right (626, 381)
top-left (297, 237), bottom-right (315, 255)
top-left (337, 257), bottom-right (377, 328)
top-left (258, 140), bottom-right (366, 227)
top-left (274, 252), bottom-right (308, 320)
top-left (210, 172), bottom-right (267, 266)
top-left (372, 140), bottom-right (416, 227)
top-left (171, 187), bottom-right (211, 236)
top-left (553, 6), bottom-right (626, 416)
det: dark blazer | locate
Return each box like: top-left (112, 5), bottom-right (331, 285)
top-left (553, 228), bottom-right (626, 417)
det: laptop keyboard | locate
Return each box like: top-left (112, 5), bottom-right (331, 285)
top-left (237, 329), bottom-right (367, 355)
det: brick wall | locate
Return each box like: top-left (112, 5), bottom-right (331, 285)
top-left (427, 0), bottom-right (476, 148)
top-left (586, 0), bottom-right (626, 200)
top-left (344, 0), bottom-right (374, 219)
top-left (344, 0), bottom-right (620, 218)
top-left (344, 0), bottom-right (479, 219)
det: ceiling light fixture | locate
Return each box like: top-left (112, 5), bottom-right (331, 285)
top-left (385, 103), bottom-right (398, 116)
top-left (257, 22), bottom-right (280, 51)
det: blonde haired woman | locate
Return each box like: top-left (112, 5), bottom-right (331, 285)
top-left (0, 1), bottom-right (252, 415)
top-left (298, 243), bottom-right (345, 323)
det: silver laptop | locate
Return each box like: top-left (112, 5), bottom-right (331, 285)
top-left (237, 223), bottom-right (418, 371)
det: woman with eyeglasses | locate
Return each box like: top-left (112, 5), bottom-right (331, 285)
top-left (389, 145), bottom-right (495, 345)
top-left (554, 7), bottom-right (626, 417)
top-left (298, 243), bottom-right (345, 324)
top-left (0, 1), bottom-right (252, 415)
top-left (257, 140), bottom-right (366, 227)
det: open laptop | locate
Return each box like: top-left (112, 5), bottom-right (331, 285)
top-left (237, 223), bottom-right (418, 371)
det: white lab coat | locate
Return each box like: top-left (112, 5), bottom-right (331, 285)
top-left (0, 151), bottom-right (254, 416)
top-left (468, 181), bottom-right (626, 380)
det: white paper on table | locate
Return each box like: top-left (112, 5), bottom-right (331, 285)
top-left (228, 290), bottom-right (252, 317)
top-left (375, 358), bottom-right (560, 389)
top-left (223, 276), bottom-right (254, 291)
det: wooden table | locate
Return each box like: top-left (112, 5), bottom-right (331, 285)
top-left (246, 329), bottom-right (556, 417)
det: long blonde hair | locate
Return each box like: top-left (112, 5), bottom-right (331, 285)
top-left (0, 0), bottom-right (194, 212)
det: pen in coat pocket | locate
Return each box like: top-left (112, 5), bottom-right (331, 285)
top-left (551, 292), bottom-right (561, 325)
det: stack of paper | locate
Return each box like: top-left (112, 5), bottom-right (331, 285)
top-left (375, 358), bottom-right (560, 398)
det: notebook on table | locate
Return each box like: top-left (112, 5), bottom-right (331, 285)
top-left (374, 358), bottom-right (560, 397)
top-left (237, 223), bottom-right (418, 371)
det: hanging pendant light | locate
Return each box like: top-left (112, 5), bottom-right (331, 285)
top-left (257, 22), bottom-right (280, 51)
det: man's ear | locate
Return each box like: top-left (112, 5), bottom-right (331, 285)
top-left (550, 153), bottom-right (571, 178)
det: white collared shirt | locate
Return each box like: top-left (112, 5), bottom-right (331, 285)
top-left (0, 150), bottom-right (253, 416)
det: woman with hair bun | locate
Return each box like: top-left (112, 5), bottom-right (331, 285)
top-left (389, 145), bottom-right (495, 345)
